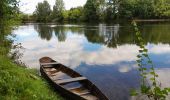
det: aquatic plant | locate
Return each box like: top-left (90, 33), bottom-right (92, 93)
top-left (131, 21), bottom-right (170, 100)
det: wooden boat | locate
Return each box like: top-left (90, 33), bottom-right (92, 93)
top-left (39, 57), bottom-right (109, 100)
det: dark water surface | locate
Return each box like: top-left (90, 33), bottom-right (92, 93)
top-left (12, 22), bottom-right (170, 100)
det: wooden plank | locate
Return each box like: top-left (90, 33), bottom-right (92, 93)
top-left (66, 86), bottom-right (82, 90)
top-left (49, 73), bottom-right (59, 76)
top-left (77, 91), bottom-right (90, 96)
top-left (81, 94), bottom-right (98, 100)
top-left (41, 62), bottom-right (59, 66)
top-left (47, 71), bottom-right (62, 77)
top-left (52, 77), bottom-right (64, 81)
top-left (44, 68), bottom-right (57, 71)
top-left (55, 77), bottom-right (87, 84)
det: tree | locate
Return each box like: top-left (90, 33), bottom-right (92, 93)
top-left (0, 0), bottom-right (20, 55)
top-left (52, 0), bottom-right (65, 22)
top-left (34, 0), bottom-right (51, 22)
top-left (0, 0), bottom-right (20, 36)
top-left (153, 0), bottom-right (170, 18)
top-left (98, 0), bottom-right (106, 21)
top-left (117, 0), bottom-right (135, 19)
top-left (133, 0), bottom-right (155, 18)
top-left (67, 7), bottom-right (83, 21)
top-left (84, 0), bottom-right (100, 22)
top-left (0, 0), bottom-right (19, 18)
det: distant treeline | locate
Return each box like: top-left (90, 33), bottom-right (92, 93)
top-left (21, 0), bottom-right (170, 22)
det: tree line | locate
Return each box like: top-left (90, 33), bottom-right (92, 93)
top-left (24, 0), bottom-right (170, 22)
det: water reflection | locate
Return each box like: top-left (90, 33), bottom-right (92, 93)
top-left (12, 22), bottom-right (170, 100)
top-left (54, 26), bottom-right (67, 42)
top-left (34, 25), bottom-right (53, 41)
top-left (33, 23), bottom-right (170, 48)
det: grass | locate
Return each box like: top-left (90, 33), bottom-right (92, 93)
top-left (0, 55), bottom-right (64, 100)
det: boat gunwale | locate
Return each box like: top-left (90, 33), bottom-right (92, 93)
top-left (39, 57), bottom-right (109, 100)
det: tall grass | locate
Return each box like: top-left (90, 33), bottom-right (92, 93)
top-left (0, 55), bottom-right (64, 100)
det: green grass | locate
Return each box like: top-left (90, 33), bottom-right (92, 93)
top-left (0, 55), bottom-right (64, 100)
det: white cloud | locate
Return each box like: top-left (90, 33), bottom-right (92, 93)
top-left (12, 25), bottom-right (141, 70)
top-left (13, 26), bottom-right (35, 36)
top-left (149, 43), bottom-right (170, 54)
top-left (19, 0), bottom-right (87, 14)
top-left (17, 33), bottom-right (140, 69)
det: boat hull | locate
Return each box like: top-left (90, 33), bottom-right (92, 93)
top-left (39, 57), bottom-right (109, 100)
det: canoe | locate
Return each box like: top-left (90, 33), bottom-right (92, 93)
top-left (39, 57), bottom-right (109, 100)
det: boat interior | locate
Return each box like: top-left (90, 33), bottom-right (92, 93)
top-left (41, 63), bottom-right (98, 100)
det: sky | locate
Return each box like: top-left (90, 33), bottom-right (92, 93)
top-left (19, 0), bottom-right (87, 14)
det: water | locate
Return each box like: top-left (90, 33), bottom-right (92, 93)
top-left (12, 22), bottom-right (170, 100)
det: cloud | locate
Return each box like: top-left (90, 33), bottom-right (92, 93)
top-left (16, 32), bottom-right (140, 69)
top-left (149, 43), bottom-right (170, 54)
top-left (146, 68), bottom-right (170, 89)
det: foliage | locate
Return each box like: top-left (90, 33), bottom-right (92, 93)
top-left (52, 0), bottom-right (65, 22)
top-left (32, 0), bottom-right (170, 22)
top-left (118, 0), bottom-right (135, 19)
top-left (20, 13), bottom-right (36, 22)
top-left (132, 0), bottom-right (155, 18)
top-left (153, 0), bottom-right (170, 18)
top-left (34, 0), bottom-right (51, 22)
top-left (0, 56), bottom-right (64, 100)
top-left (83, 0), bottom-right (100, 22)
top-left (67, 7), bottom-right (84, 21)
top-left (131, 21), bottom-right (170, 100)
top-left (0, 0), bottom-right (19, 19)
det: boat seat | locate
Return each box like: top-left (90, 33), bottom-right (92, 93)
top-left (78, 91), bottom-right (90, 96)
top-left (81, 94), bottom-right (98, 100)
top-left (55, 77), bottom-right (87, 84)
top-left (67, 85), bottom-right (82, 90)
top-left (41, 62), bottom-right (59, 66)
top-left (44, 68), bottom-right (57, 72)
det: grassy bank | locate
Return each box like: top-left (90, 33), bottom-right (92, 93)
top-left (0, 55), bottom-right (64, 100)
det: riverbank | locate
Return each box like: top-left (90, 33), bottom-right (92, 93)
top-left (0, 55), bottom-right (64, 100)
top-left (134, 19), bottom-right (170, 22)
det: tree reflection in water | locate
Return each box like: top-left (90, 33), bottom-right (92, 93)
top-left (54, 26), bottom-right (66, 42)
top-left (34, 24), bottom-right (53, 41)
top-left (34, 23), bottom-right (170, 48)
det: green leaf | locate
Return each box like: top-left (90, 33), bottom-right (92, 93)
top-left (141, 85), bottom-right (150, 94)
top-left (138, 64), bottom-right (141, 66)
top-left (150, 78), bottom-right (155, 81)
top-left (150, 71), bottom-right (155, 75)
top-left (138, 37), bottom-right (142, 41)
top-left (139, 44), bottom-right (144, 48)
top-left (153, 82), bottom-right (156, 86)
top-left (137, 55), bottom-right (142, 58)
top-left (143, 72), bottom-right (147, 75)
top-left (139, 50), bottom-right (143, 53)
top-left (142, 68), bottom-right (147, 70)
top-left (148, 61), bottom-right (152, 64)
top-left (140, 42), bottom-right (144, 46)
top-left (138, 68), bottom-right (142, 71)
top-left (150, 67), bottom-right (154, 70)
top-left (142, 53), bottom-right (148, 57)
top-left (155, 74), bottom-right (159, 77)
top-left (162, 89), bottom-right (168, 95)
top-left (143, 49), bottom-right (148, 52)
top-left (130, 89), bottom-right (138, 96)
top-left (136, 60), bottom-right (141, 63)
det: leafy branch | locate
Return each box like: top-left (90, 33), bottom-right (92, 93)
top-left (131, 21), bottom-right (170, 100)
